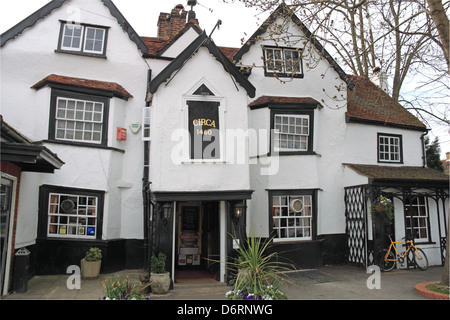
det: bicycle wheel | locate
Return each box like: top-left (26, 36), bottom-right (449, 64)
top-left (377, 249), bottom-right (395, 272)
top-left (412, 248), bottom-right (428, 271)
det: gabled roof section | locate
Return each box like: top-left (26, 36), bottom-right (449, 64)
top-left (1, 0), bottom-right (67, 47)
top-left (142, 22), bottom-right (202, 58)
top-left (1, 0), bottom-right (149, 54)
top-left (233, 3), bottom-right (353, 89)
top-left (149, 32), bottom-right (256, 98)
top-left (346, 75), bottom-right (427, 131)
top-left (32, 74), bottom-right (133, 100)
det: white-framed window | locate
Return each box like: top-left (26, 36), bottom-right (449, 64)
top-left (404, 196), bottom-right (429, 241)
top-left (264, 46), bottom-right (303, 77)
top-left (142, 107), bottom-right (151, 141)
top-left (274, 114), bottom-right (309, 151)
top-left (83, 27), bottom-right (106, 54)
top-left (272, 193), bottom-right (313, 241)
top-left (55, 97), bottom-right (104, 144)
top-left (59, 22), bottom-right (107, 56)
top-left (47, 192), bottom-right (99, 239)
top-left (378, 133), bottom-right (402, 163)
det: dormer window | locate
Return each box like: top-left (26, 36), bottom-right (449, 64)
top-left (57, 21), bottom-right (108, 57)
top-left (263, 46), bottom-right (303, 78)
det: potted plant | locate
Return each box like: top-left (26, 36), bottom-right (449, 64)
top-left (149, 252), bottom-right (170, 294)
top-left (81, 247), bottom-right (102, 279)
top-left (371, 196), bottom-right (394, 223)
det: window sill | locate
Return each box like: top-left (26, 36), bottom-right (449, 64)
top-left (55, 49), bottom-right (107, 59)
top-left (264, 72), bottom-right (304, 79)
top-left (268, 151), bottom-right (318, 156)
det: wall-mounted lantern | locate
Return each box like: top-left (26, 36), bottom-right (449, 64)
top-left (233, 201), bottom-right (245, 224)
top-left (162, 203), bottom-right (172, 225)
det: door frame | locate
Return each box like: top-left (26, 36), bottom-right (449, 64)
top-left (1, 173), bottom-right (18, 296)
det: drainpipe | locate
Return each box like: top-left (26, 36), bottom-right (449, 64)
top-left (143, 69), bottom-right (153, 273)
top-left (421, 132), bottom-right (428, 168)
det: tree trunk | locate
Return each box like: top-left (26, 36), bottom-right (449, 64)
top-left (426, 0), bottom-right (450, 72)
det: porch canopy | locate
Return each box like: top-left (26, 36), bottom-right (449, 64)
top-left (344, 163), bottom-right (449, 188)
top-left (343, 163), bottom-right (448, 268)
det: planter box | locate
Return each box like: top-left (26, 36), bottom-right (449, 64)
top-left (80, 258), bottom-right (101, 279)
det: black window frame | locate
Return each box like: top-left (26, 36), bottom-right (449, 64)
top-left (48, 88), bottom-right (110, 147)
top-left (56, 21), bottom-right (109, 58)
top-left (269, 106), bottom-right (315, 156)
top-left (377, 133), bottom-right (403, 164)
top-left (38, 185), bottom-right (104, 240)
top-left (263, 46), bottom-right (304, 78)
top-left (268, 189), bottom-right (318, 241)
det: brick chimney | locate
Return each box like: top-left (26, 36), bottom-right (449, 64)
top-left (157, 4), bottom-right (188, 40)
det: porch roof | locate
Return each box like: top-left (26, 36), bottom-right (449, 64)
top-left (344, 163), bottom-right (449, 187)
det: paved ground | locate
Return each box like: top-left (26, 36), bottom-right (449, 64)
top-left (2, 264), bottom-right (447, 301)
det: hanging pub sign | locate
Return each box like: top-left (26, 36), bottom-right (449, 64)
top-left (187, 100), bottom-right (220, 159)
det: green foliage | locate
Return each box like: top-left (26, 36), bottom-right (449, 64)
top-left (84, 247), bottom-right (102, 262)
top-left (226, 234), bottom-right (291, 300)
top-left (371, 196), bottom-right (394, 223)
top-left (150, 253), bottom-right (167, 274)
top-left (425, 136), bottom-right (444, 172)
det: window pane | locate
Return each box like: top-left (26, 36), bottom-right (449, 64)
top-left (47, 192), bottom-right (99, 239)
top-left (61, 25), bottom-right (83, 51)
top-left (274, 115), bottom-right (309, 151)
top-left (84, 27), bottom-right (104, 53)
top-left (54, 97), bottom-right (104, 144)
top-left (273, 194), bottom-right (312, 241)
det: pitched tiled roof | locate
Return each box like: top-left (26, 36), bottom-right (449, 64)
top-left (142, 37), bottom-right (238, 61)
top-left (344, 163), bottom-right (448, 184)
top-left (32, 74), bottom-right (133, 100)
top-left (141, 37), bottom-right (170, 56)
top-left (249, 96), bottom-right (321, 108)
top-left (218, 46), bottom-right (239, 61)
top-left (347, 75), bottom-right (426, 131)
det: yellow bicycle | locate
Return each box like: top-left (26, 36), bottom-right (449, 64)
top-left (378, 234), bottom-right (428, 272)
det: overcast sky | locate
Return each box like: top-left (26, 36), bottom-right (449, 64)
top-left (0, 0), bottom-right (265, 47)
top-left (1, 0), bottom-right (449, 155)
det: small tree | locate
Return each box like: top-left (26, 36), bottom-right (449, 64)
top-left (425, 136), bottom-right (444, 172)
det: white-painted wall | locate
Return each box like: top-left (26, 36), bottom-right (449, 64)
top-left (150, 47), bottom-right (251, 192)
top-left (1, 0), bottom-right (150, 244)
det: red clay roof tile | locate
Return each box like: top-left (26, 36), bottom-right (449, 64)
top-left (347, 75), bottom-right (426, 130)
top-left (32, 74), bottom-right (133, 100)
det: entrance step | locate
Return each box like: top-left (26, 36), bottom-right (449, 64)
top-left (173, 280), bottom-right (229, 299)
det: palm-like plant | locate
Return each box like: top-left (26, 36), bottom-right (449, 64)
top-left (227, 234), bottom-right (291, 300)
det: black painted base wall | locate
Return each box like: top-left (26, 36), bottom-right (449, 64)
top-left (267, 234), bottom-right (347, 269)
top-left (18, 233), bottom-right (346, 281)
top-left (31, 238), bottom-right (145, 275)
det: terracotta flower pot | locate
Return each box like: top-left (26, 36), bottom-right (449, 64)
top-left (374, 204), bottom-right (385, 213)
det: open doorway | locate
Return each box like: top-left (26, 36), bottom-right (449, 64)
top-left (175, 201), bottom-right (220, 282)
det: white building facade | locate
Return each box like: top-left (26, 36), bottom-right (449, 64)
top-left (1, 0), bottom-right (447, 294)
